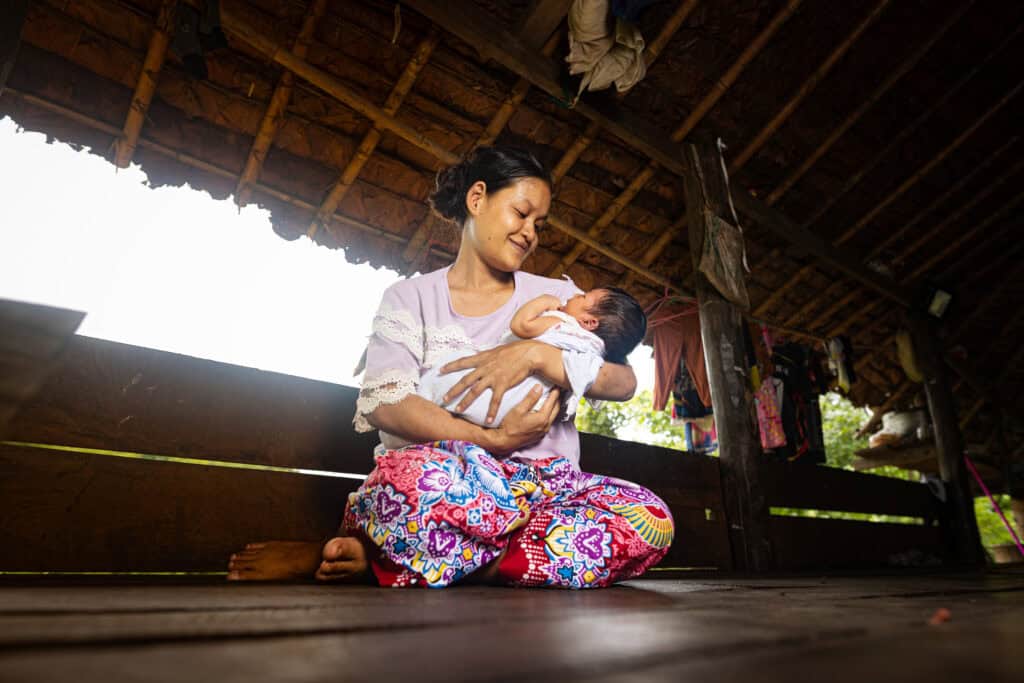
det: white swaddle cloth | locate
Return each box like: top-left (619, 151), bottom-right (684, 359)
top-left (419, 310), bottom-right (605, 428)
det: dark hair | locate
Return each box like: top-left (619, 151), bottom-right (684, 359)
top-left (429, 146), bottom-right (551, 225)
top-left (590, 287), bottom-right (647, 364)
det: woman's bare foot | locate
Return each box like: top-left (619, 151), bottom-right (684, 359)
top-left (227, 541), bottom-right (322, 581)
top-left (315, 536), bottom-right (374, 583)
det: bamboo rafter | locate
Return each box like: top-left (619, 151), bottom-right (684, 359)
top-left (905, 188), bottom-right (1024, 283)
top-left (751, 69), bottom-right (1022, 328)
top-left (621, 0), bottom-right (889, 290)
top-left (401, 31), bottom-right (561, 267)
top-left (235, 0), bottom-right (328, 208)
top-left (307, 29), bottom-right (440, 239)
top-left (112, 0), bottom-right (177, 168)
top-left (832, 75), bottom-right (1024, 246)
top-left (764, 0), bottom-right (976, 205)
top-left (550, 0), bottom-right (803, 278)
top-left (869, 135), bottom-right (1019, 261)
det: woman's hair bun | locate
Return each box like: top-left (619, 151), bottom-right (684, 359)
top-left (429, 161), bottom-right (470, 223)
top-left (428, 146), bottom-right (551, 225)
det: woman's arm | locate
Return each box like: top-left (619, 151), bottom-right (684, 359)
top-left (366, 386), bottom-right (562, 455)
top-left (441, 340), bottom-right (636, 424)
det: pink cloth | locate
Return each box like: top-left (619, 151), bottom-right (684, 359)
top-left (354, 266), bottom-right (585, 466)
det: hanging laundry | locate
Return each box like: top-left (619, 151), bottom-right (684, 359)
top-left (826, 336), bottom-right (857, 393)
top-left (685, 418), bottom-right (717, 455)
top-left (566, 0), bottom-right (647, 102)
top-left (651, 304), bottom-right (711, 412)
top-left (755, 377), bottom-right (786, 450)
top-left (771, 341), bottom-right (826, 464)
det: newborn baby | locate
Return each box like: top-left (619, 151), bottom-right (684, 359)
top-left (419, 286), bottom-right (647, 428)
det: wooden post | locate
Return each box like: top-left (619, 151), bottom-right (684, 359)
top-left (0, 0), bottom-right (29, 96)
top-left (683, 138), bottom-right (773, 572)
top-left (907, 313), bottom-right (984, 566)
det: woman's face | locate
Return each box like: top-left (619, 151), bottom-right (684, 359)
top-left (464, 177), bottom-right (551, 272)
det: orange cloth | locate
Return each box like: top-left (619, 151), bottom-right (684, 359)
top-left (651, 307), bottom-right (711, 411)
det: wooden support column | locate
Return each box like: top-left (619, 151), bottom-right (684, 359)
top-left (907, 313), bottom-right (984, 566)
top-left (0, 0), bottom-right (29, 96)
top-left (683, 138), bottom-right (772, 572)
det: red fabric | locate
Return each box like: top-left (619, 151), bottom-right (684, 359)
top-left (651, 307), bottom-right (711, 411)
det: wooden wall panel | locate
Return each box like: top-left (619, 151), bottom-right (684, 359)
top-left (762, 461), bottom-right (943, 519)
top-left (771, 516), bottom-right (944, 570)
top-left (0, 444), bottom-right (358, 572)
top-left (6, 335), bottom-right (380, 472)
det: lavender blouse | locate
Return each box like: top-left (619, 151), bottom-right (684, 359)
top-left (354, 265), bottom-right (586, 466)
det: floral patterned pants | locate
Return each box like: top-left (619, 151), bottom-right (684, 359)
top-left (342, 440), bottom-right (674, 588)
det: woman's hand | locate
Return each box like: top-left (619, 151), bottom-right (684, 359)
top-left (483, 385), bottom-right (561, 455)
top-left (441, 341), bottom-right (542, 424)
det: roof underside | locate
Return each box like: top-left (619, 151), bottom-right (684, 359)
top-left (2, 0), bottom-right (1022, 456)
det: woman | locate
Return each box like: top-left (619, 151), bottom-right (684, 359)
top-left (228, 147), bottom-right (673, 588)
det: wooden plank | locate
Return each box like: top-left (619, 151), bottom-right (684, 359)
top-left (732, 191), bottom-right (913, 307)
top-left (0, 0), bottom-right (29, 95)
top-left (770, 516), bottom-right (944, 570)
top-left (0, 444), bottom-right (357, 572)
top-left (516, 0), bottom-right (572, 48)
top-left (683, 138), bottom-right (772, 571)
top-left (762, 461), bottom-right (942, 519)
top-left (0, 299), bottom-right (85, 438)
top-left (5, 335), bottom-right (380, 471)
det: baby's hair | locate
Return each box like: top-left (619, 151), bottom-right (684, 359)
top-left (429, 146), bottom-right (551, 225)
top-left (590, 287), bottom-right (647, 364)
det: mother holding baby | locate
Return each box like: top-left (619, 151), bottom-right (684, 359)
top-left (228, 147), bottom-right (673, 588)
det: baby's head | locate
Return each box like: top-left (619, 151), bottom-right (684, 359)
top-left (561, 287), bottom-right (647, 364)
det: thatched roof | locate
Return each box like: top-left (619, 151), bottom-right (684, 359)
top-left (2, 0), bottom-right (1022, 456)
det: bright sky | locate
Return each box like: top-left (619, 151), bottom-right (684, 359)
top-left (0, 117), bottom-right (655, 391)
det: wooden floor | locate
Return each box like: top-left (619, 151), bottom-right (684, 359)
top-left (1, 570), bottom-right (1022, 682)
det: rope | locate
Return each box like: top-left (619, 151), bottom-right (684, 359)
top-left (964, 453), bottom-right (1024, 559)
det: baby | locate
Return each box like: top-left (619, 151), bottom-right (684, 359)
top-left (419, 287), bottom-right (647, 427)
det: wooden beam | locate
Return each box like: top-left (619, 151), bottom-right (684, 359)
top-left (112, 0), bottom-right (177, 168)
top-left (907, 312), bottom-right (984, 566)
top-left (832, 75), bottom-right (1024, 246)
top-left (235, 0), bottom-right (329, 208)
top-left (952, 262), bottom-right (1024, 342)
top-left (0, 0), bottom-right (28, 96)
top-left (643, 0), bottom-right (702, 67)
top-left (765, 0), bottom-right (975, 204)
top-left (551, 0), bottom-right (802, 276)
top-left (732, 191), bottom-right (913, 307)
top-left (400, 0), bottom-right (687, 175)
top-left (683, 138), bottom-right (772, 571)
top-left (308, 31), bottom-right (439, 238)
top-left (515, 0), bottom-right (573, 48)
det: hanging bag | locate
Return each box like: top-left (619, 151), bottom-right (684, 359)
top-left (696, 139), bottom-right (750, 309)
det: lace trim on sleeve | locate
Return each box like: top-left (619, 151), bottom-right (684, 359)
top-left (373, 304), bottom-right (424, 364)
top-left (353, 368), bottom-right (420, 433)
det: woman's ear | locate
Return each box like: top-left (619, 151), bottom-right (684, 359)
top-left (580, 314), bottom-right (599, 331)
top-left (465, 180), bottom-right (487, 217)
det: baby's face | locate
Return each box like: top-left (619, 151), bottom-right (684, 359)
top-left (560, 289), bottom-right (606, 324)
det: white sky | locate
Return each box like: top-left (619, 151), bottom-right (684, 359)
top-left (0, 117), bottom-right (655, 391)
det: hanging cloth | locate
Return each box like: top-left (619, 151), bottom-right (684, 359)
top-left (651, 304), bottom-right (711, 412)
top-left (755, 378), bottom-right (786, 450)
top-left (566, 0), bottom-right (647, 102)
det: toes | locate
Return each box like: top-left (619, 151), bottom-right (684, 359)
top-left (245, 542), bottom-right (267, 550)
top-left (321, 537), bottom-right (350, 561)
top-left (318, 559), bottom-right (356, 575)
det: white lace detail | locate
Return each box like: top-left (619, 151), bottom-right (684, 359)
top-left (373, 304), bottom-right (423, 363)
top-left (423, 323), bottom-right (479, 368)
top-left (353, 368), bottom-right (420, 433)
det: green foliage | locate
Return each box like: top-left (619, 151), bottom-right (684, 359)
top-left (575, 389), bottom-right (687, 450)
top-left (975, 494), bottom-right (1017, 548)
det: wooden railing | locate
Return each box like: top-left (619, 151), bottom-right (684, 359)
top-left (1, 314), bottom-right (948, 574)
